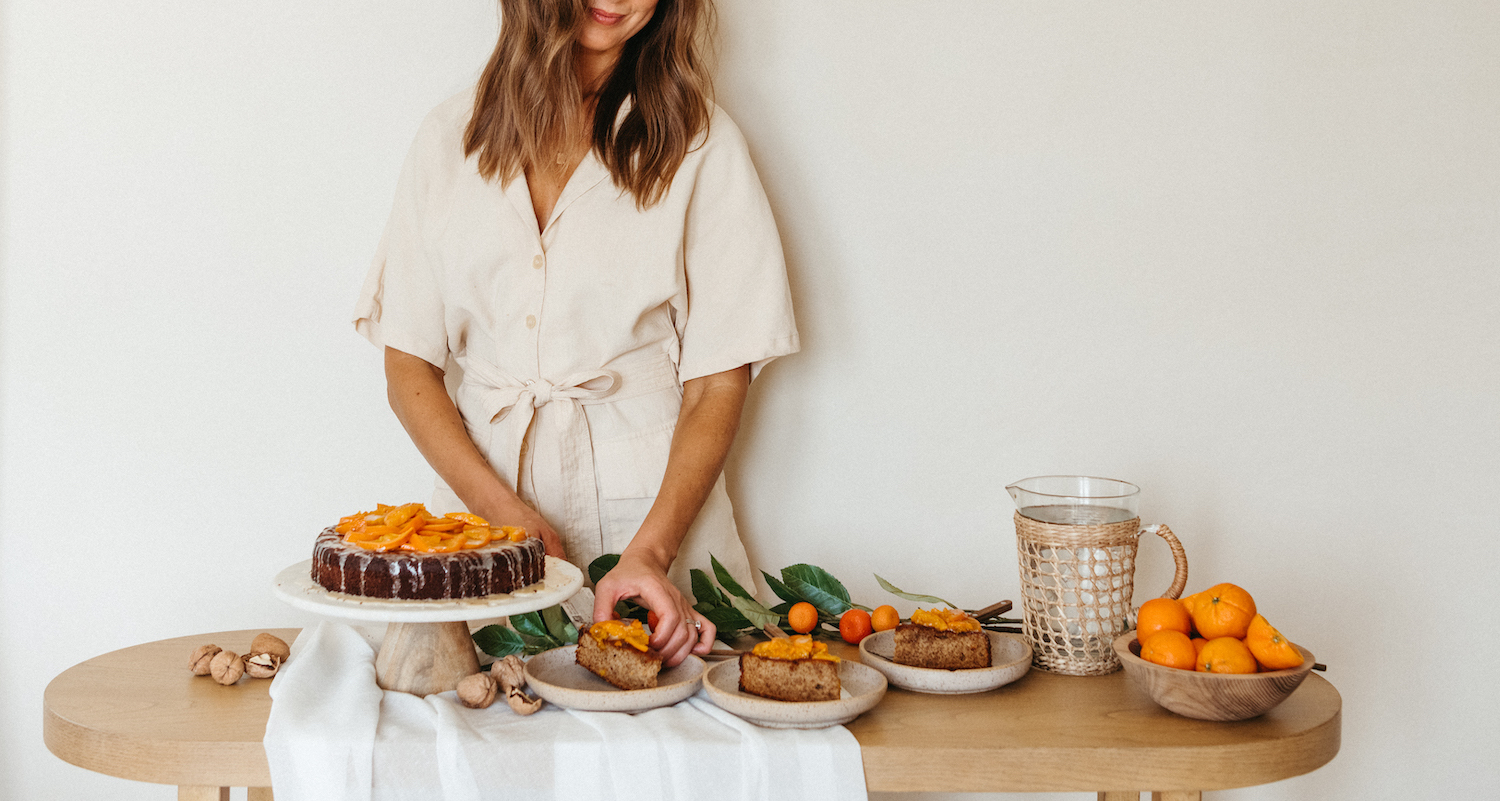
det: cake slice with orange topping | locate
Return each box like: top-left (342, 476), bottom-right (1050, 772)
top-left (575, 619), bottom-right (662, 690)
top-left (893, 608), bottom-right (990, 670)
top-left (738, 635), bottom-right (841, 702)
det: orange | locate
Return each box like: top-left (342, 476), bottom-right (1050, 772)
top-left (1139, 630), bottom-right (1196, 670)
top-left (1135, 597), bottom-right (1192, 641)
top-left (871, 605), bottom-right (900, 632)
top-left (1244, 614), bottom-right (1303, 671)
top-left (788, 602), bottom-right (819, 634)
top-left (1182, 583), bottom-right (1257, 639)
top-left (1196, 637), bottom-right (1258, 674)
top-left (839, 609), bottom-right (874, 644)
top-left (1191, 637), bottom-right (1209, 659)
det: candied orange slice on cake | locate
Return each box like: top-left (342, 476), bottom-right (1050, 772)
top-left (501, 525), bottom-right (528, 542)
top-left (356, 529), bottom-right (411, 552)
top-left (460, 529), bottom-right (493, 549)
top-left (421, 517), bottom-right (463, 533)
top-left (383, 503), bottom-right (424, 529)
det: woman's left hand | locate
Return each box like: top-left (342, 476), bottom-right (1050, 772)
top-left (592, 549), bottom-right (715, 667)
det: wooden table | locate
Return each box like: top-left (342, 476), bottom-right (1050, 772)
top-left (44, 628), bottom-right (1340, 800)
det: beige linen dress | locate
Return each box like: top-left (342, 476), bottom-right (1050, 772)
top-left (353, 92), bottom-right (799, 593)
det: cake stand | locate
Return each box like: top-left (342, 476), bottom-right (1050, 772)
top-left (272, 556), bottom-right (583, 696)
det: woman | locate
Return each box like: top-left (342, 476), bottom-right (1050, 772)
top-left (353, 0), bottom-right (798, 667)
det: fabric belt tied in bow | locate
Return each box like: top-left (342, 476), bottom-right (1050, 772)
top-left (454, 352), bottom-right (678, 569)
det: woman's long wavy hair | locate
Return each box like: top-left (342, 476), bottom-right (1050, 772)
top-left (464, 0), bottom-right (715, 208)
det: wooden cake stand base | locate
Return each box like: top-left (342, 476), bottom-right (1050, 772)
top-left (271, 556), bottom-right (584, 696)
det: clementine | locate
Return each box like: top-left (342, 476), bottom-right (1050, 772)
top-left (1136, 597), bottom-right (1193, 641)
top-left (1244, 614), bottom-right (1304, 670)
top-left (787, 602), bottom-right (819, 634)
top-left (1196, 637), bottom-right (1258, 674)
top-left (1184, 583), bottom-right (1257, 639)
top-left (1139, 630), bottom-right (1196, 670)
top-left (1191, 637), bottom-right (1209, 659)
top-left (871, 605), bottom-right (901, 632)
top-left (839, 608), bottom-right (874, 644)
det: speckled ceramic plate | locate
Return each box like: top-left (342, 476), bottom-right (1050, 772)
top-left (524, 645), bottom-right (705, 713)
top-left (701, 658), bottom-right (887, 729)
top-left (857, 630), bottom-right (1032, 694)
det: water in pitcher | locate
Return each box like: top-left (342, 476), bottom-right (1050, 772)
top-left (1019, 505), bottom-right (1135, 525)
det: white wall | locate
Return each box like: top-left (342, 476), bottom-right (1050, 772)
top-left (3, 2), bottom-right (1496, 800)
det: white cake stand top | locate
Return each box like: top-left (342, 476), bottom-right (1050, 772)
top-left (272, 556), bottom-right (583, 623)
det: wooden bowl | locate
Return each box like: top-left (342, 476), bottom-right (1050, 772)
top-left (1112, 632), bottom-right (1316, 721)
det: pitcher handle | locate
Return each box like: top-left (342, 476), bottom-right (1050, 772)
top-left (1144, 524), bottom-right (1189, 599)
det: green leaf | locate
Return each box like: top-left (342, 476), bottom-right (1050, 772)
top-left (711, 554), bottom-right (756, 601)
top-left (589, 553), bottom-right (621, 585)
top-left (769, 601), bottom-right (793, 615)
top-left (690, 568), bottom-right (726, 606)
top-left (728, 594), bottom-right (781, 630)
top-left (518, 631), bottom-right (560, 655)
top-left (701, 604), bottom-right (755, 632)
top-left (509, 611), bottom-right (552, 641)
top-left (762, 571), bottom-right (801, 604)
top-left (541, 604), bottom-right (578, 644)
top-left (782, 564), bottom-right (852, 615)
top-left (874, 574), bottom-right (958, 609)
top-left (616, 599), bottom-right (650, 623)
top-left (472, 624), bottom-right (524, 658)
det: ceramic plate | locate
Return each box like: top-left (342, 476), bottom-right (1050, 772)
top-left (524, 645), bottom-right (705, 713)
top-left (701, 658), bottom-right (887, 729)
top-left (858, 630), bottom-right (1032, 694)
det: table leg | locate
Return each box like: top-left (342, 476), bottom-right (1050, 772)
top-left (249, 788), bottom-right (275, 801)
top-left (1098, 793), bottom-right (1140, 800)
top-left (177, 788), bottom-right (228, 801)
top-left (1151, 794), bottom-right (1202, 801)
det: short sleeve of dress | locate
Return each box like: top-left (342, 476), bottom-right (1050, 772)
top-left (351, 110), bottom-right (452, 369)
top-left (677, 111), bottom-right (800, 383)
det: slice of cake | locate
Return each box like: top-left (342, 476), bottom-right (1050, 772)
top-left (738, 635), bottom-right (841, 702)
top-left (575, 620), bottom-right (662, 690)
top-left (893, 608), bottom-right (991, 670)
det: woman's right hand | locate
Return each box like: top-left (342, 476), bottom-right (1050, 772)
top-left (476, 496), bottom-right (567, 560)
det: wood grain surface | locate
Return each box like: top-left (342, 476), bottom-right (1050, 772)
top-left (45, 628), bottom-right (1341, 794)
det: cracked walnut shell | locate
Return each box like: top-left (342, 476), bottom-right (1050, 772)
top-left (249, 633), bottom-right (291, 662)
top-left (245, 652), bottom-right (282, 679)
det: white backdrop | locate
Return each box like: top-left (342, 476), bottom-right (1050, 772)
top-left (3, 2), bottom-right (1497, 800)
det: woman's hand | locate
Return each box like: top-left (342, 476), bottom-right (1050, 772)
top-left (592, 548), bottom-right (715, 668)
top-left (472, 495), bottom-right (567, 560)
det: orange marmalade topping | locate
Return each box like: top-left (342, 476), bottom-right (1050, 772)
top-left (751, 635), bottom-right (841, 662)
top-left (910, 608), bottom-right (982, 632)
top-left (335, 503), bottom-right (527, 553)
top-left (589, 619), bottom-right (651, 652)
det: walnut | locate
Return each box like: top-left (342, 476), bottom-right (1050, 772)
top-left (189, 644), bottom-right (222, 676)
top-left (456, 672), bottom-right (497, 709)
top-left (491, 655), bottom-right (543, 716)
top-left (209, 649), bottom-right (245, 685)
top-left (249, 633), bottom-right (291, 662)
top-left (244, 652), bottom-right (281, 679)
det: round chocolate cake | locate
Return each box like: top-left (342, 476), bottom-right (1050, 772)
top-left (311, 527), bottom-right (546, 600)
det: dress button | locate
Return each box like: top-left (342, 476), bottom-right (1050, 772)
top-left (525, 315), bottom-right (536, 329)
top-left (532, 255), bottom-right (543, 269)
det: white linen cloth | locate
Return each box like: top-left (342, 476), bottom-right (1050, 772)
top-left (266, 623), bottom-right (868, 801)
top-left (352, 90), bottom-right (799, 591)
